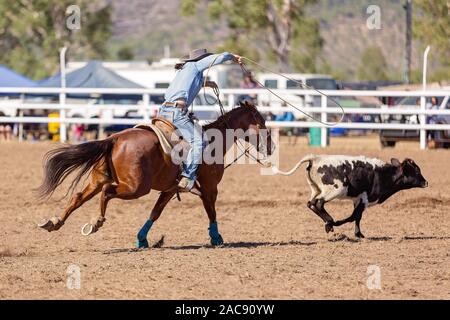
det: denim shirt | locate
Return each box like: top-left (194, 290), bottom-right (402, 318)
top-left (164, 52), bottom-right (234, 107)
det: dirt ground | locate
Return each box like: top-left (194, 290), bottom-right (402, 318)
top-left (0, 135), bottom-right (449, 299)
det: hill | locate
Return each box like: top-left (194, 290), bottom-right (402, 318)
top-left (107, 0), bottom-right (424, 81)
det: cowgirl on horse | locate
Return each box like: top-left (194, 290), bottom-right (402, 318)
top-left (161, 48), bottom-right (243, 192)
top-left (37, 48), bottom-right (274, 248)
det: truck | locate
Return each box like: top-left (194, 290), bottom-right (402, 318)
top-left (379, 93), bottom-right (450, 147)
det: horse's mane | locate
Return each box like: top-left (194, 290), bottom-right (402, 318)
top-left (202, 105), bottom-right (248, 130)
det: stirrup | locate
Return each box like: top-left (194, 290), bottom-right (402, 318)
top-left (189, 187), bottom-right (202, 197)
top-left (177, 178), bottom-right (202, 197)
top-left (178, 177), bottom-right (195, 192)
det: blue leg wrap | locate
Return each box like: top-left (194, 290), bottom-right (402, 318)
top-left (136, 220), bottom-right (153, 248)
top-left (209, 222), bottom-right (223, 246)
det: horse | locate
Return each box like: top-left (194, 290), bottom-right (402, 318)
top-left (37, 100), bottom-right (273, 248)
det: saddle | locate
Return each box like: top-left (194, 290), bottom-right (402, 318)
top-left (134, 117), bottom-right (183, 155)
top-left (134, 117), bottom-right (202, 197)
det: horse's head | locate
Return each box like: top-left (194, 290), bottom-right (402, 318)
top-left (236, 100), bottom-right (274, 158)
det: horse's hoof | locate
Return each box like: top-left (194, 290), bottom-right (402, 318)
top-left (81, 217), bottom-right (105, 236)
top-left (355, 231), bottom-right (365, 238)
top-left (325, 222), bottom-right (334, 233)
top-left (210, 234), bottom-right (224, 246)
top-left (38, 217), bottom-right (63, 232)
top-left (81, 223), bottom-right (97, 236)
top-left (136, 239), bottom-right (149, 249)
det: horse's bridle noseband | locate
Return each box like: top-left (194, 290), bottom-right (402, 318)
top-left (219, 104), bottom-right (272, 170)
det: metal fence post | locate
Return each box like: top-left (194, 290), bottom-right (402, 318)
top-left (59, 91), bottom-right (67, 142)
top-left (320, 95), bottom-right (328, 147)
top-left (18, 109), bottom-right (24, 142)
top-left (59, 47), bottom-right (67, 143)
top-left (228, 92), bottom-right (235, 110)
top-left (420, 46), bottom-right (431, 150)
top-left (143, 93), bottom-right (150, 122)
top-left (420, 95), bottom-right (426, 150)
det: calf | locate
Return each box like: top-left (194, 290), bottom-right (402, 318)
top-left (297, 154), bottom-right (428, 238)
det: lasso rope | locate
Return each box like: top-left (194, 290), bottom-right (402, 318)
top-left (202, 54), bottom-right (345, 126)
top-left (199, 53), bottom-right (346, 172)
top-left (201, 54), bottom-right (269, 169)
top-left (239, 56), bottom-right (345, 126)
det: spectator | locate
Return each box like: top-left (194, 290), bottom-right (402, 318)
top-left (70, 114), bottom-right (85, 142)
top-left (427, 96), bottom-right (439, 144)
top-left (72, 123), bottom-right (85, 142)
top-left (239, 71), bottom-right (259, 103)
top-left (85, 115), bottom-right (100, 140)
top-left (427, 96), bottom-right (439, 122)
top-left (0, 111), bottom-right (12, 141)
top-left (275, 107), bottom-right (298, 145)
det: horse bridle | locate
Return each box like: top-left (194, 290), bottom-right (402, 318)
top-left (210, 89), bottom-right (271, 169)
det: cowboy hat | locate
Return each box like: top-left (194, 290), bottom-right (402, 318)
top-left (181, 48), bottom-right (213, 62)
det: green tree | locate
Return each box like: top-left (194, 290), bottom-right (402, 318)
top-left (117, 46), bottom-right (135, 61)
top-left (181, 0), bottom-right (322, 72)
top-left (0, 0), bottom-right (112, 80)
top-left (414, 0), bottom-right (450, 81)
top-left (289, 18), bottom-right (323, 73)
top-left (357, 46), bottom-right (389, 81)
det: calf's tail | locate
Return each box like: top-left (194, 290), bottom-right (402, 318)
top-left (271, 154), bottom-right (316, 176)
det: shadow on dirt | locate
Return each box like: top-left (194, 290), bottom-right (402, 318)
top-left (402, 235), bottom-right (450, 241)
top-left (366, 236), bottom-right (393, 241)
top-left (101, 235), bottom-right (450, 255)
top-left (102, 239), bottom-right (317, 254)
top-left (165, 240), bottom-right (318, 251)
top-left (326, 233), bottom-right (393, 242)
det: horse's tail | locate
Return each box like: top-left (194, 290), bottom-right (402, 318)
top-left (37, 138), bottom-right (116, 199)
top-left (271, 154), bottom-right (316, 176)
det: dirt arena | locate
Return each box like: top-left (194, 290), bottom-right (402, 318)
top-left (0, 135), bottom-right (449, 299)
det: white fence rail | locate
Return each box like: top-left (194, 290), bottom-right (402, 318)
top-left (0, 87), bottom-right (449, 149)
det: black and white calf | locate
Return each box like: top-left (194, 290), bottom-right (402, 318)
top-left (276, 155), bottom-right (428, 238)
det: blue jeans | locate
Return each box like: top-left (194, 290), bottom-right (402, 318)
top-left (158, 105), bottom-right (204, 180)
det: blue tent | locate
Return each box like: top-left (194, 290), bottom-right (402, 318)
top-left (0, 65), bottom-right (36, 96)
top-left (38, 60), bottom-right (144, 100)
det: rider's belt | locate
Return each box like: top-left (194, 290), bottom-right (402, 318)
top-left (162, 100), bottom-right (186, 108)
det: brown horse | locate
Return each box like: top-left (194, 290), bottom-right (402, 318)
top-left (37, 101), bottom-right (273, 248)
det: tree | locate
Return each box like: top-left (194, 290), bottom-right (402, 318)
top-left (181, 0), bottom-right (322, 72)
top-left (413, 0), bottom-right (450, 81)
top-left (357, 46), bottom-right (389, 81)
top-left (117, 46), bottom-right (134, 61)
top-left (0, 0), bottom-right (112, 80)
top-left (289, 17), bottom-right (323, 73)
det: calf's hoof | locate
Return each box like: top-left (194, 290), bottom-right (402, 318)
top-left (355, 231), bottom-right (365, 238)
top-left (38, 217), bottom-right (63, 232)
top-left (136, 238), bottom-right (149, 249)
top-left (210, 234), bottom-right (224, 246)
top-left (325, 222), bottom-right (334, 233)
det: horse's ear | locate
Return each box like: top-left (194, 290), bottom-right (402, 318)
top-left (244, 100), bottom-right (255, 109)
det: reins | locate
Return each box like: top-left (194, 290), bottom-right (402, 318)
top-left (211, 84), bottom-right (267, 170)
